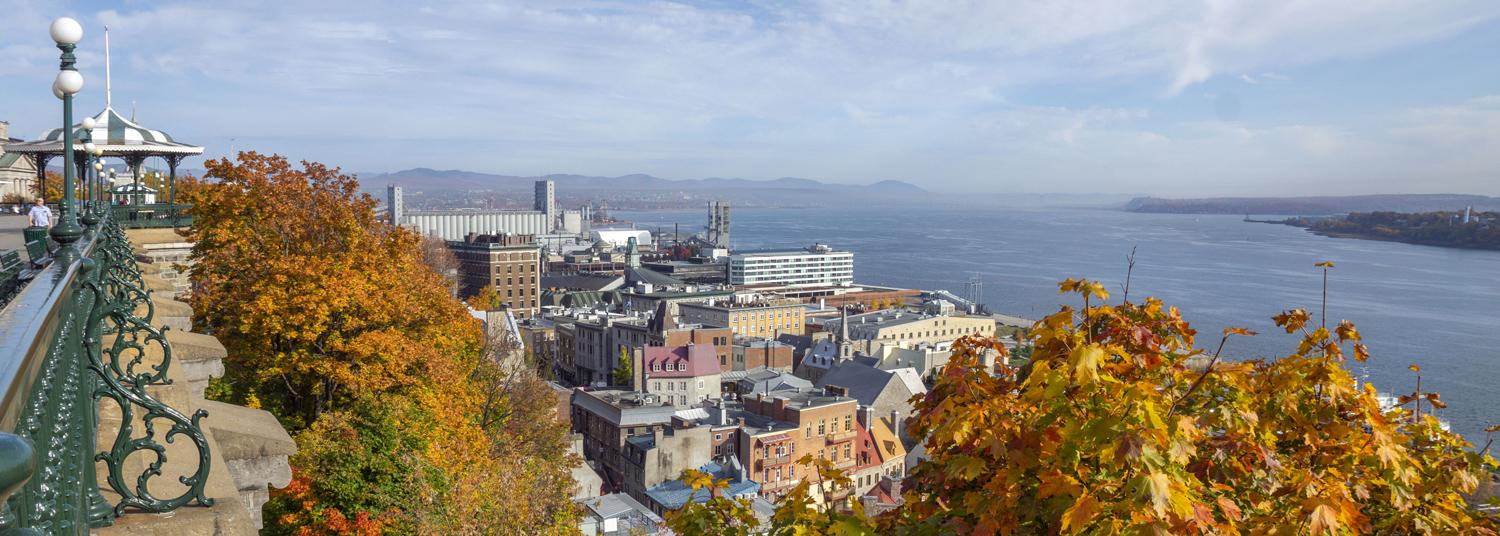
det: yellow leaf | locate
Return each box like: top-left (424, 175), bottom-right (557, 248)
top-left (1070, 344), bottom-right (1104, 385)
top-left (1408, 364), bottom-right (1421, 373)
top-left (1061, 492), bottom-right (1099, 533)
top-left (1307, 501), bottom-right (1341, 535)
top-left (1145, 473), bottom-right (1172, 517)
top-left (1315, 260), bottom-right (1335, 268)
top-left (1223, 327), bottom-right (1258, 337)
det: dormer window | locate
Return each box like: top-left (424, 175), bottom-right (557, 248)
top-left (652, 363), bottom-right (661, 372)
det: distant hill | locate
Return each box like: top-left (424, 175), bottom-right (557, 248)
top-left (362, 168), bottom-right (926, 195)
top-left (1125, 194), bottom-right (1500, 215)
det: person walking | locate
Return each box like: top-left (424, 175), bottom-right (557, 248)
top-left (27, 198), bottom-right (52, 228)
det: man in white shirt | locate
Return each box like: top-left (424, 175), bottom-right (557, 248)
top-left (28, 198), bottom-right (52, 228)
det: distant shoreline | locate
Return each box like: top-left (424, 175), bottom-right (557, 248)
top-left (1249, 217), bottom-right (1500, 252)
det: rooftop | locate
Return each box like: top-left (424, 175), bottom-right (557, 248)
top-left (730, 244), bottom-right (850, 258)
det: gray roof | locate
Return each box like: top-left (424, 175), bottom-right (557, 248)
top-left (572, 390), bottom-right (679, 427)
top-left (625, 267), bottom-right (683, 287)
top-left (543, 273), bottom-right (624, 292)
top-left (727, 367), bottom-right (812, 394)
top-left (815, 361), bottom-right (926, 406)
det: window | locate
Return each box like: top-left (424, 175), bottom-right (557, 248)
top-left (652, 363), bottom-right (661, 372)
top-left (844, 415), bottom-right (852, 432)
top-left (678, 381), bottom-right (687, 391)
top-left (715, 433), bottom-right (722, 441)
top-left (805, 425), bottom-right (812, 439)
top-left (818, 420), bottom-right (826, 435)
top-left (697, 380), bottom-right (705, 389)
top-left (843, 444), bottom-right (851, 459)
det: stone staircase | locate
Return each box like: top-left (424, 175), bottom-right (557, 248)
top-left (89, 230), bottom-right (295, 535)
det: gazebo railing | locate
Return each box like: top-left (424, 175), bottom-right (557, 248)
top-left (109, 203), bottom-right (192, 229)
top-left (0, 209), bottom-right (213, 533)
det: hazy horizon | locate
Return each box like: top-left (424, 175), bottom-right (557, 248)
top-left (3, 0), bottom-right (1498, 197)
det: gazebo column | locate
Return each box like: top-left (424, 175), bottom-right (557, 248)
top-left (125, 154), bottom-right (146, 206)
top-left (28, 154), bottom-right (52, 203)
top-left (167, 154), bottom-right (182, 226)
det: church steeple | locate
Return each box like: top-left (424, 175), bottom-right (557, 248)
top-left (837, 305), bottom-right (853, 360)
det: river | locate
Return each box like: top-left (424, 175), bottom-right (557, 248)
top-left (617, 205), bottom-right (1500, 443)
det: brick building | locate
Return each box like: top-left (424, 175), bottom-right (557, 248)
top-left (450, 232), bottom-right (541, 318)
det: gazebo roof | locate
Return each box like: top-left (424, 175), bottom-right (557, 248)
top-left (3, 107), bottom-right (203, 157)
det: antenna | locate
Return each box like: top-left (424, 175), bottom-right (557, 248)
top-left (104, 26), bottom-right (112, 109)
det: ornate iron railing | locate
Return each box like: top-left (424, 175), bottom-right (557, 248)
top-left (109, 204), bottom-right (192, 229)
top-left (0, 210), bottom-right (212, 534)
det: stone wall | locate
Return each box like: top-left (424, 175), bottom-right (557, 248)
top-left (94, 230), bottom-right (296, 535)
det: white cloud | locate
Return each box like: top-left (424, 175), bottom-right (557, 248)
top-left (0, 0), bottom-right (1494, 195)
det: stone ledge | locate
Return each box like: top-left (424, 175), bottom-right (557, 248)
top-left (199, 399), bottom-right (296, 530)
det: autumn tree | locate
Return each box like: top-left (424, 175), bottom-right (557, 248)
top-left (671, 275), bottom-right (1498, 535)
top-left (885, 278), bottom-right (1498, 534)
top-left (186, 152), bottom-right (577, 533)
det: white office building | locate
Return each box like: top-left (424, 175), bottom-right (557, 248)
top-left (728, 244), bottom-right (853, 287)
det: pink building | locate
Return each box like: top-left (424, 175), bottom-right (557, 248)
top-left (641, 344), bottom-right (722, 407)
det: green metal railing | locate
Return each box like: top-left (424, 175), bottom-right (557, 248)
top-left (109, 204), bottom-right (193, 230)
top-left (0, 210), bottom-right (212, 534)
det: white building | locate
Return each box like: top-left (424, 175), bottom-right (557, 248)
top-left (591, 229), bottom-right (653, 249)
top-left (728, 244), bottom-right (853, 287)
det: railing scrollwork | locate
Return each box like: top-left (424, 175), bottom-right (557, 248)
top-left (0, 210), bottom-right (213, 533)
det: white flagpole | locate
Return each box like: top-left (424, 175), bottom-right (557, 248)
top-left (105, 25), bottom-right (112, 109)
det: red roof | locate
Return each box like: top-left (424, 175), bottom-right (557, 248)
top-left (644, 343), bottom-right (719, 378)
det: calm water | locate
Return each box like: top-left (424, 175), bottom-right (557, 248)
top-left (618, 206), bottom-right (1500, 443)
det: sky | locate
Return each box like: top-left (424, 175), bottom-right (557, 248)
top-left (2, 0), bottom-right (1498, 196)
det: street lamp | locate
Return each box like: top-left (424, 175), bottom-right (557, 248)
top-left (79, 116), bottom-right (100, 227)
top-left (49, 16), bottom-right (85, 262)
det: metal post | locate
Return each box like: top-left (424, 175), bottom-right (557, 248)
top-left (51, 40), bottom-right (84, 263)
top-left (168, 156), bottom-right (178, 226)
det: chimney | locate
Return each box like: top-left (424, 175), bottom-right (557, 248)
top-left (858, 405), bottom-right (874, 429)
top-left (882, 475), bottom-right (902, 498)
top-left (889, 410), bottom-right (901, 439)
top-left (773, 397), bottom-right (788, 420)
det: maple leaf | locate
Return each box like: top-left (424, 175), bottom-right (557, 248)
top-left (1143, 473), bottom-right (1173, 518)
top-left (1216, 497), bottom-right (1242, 522)
top-left (1222, 327), bottom-right (1258, 337)
top-left (1273, 309), bottom-right (1310, 333)
top-left (1408, 364), bottom-right (1421, 373)
top-left (1060, 492), bottom-right (1099, 533)
top-left (1486, 423), bottom-right (1500, 433)
top-left (1306, 500), bottom-right (1342, 535)
top-left (1353, 343), bottom-right (1370, 362)
top-left (1070, 344), bottom-right (1104, 384)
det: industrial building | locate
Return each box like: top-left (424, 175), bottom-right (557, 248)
top-left (388, 179), bottom-right (589, 240)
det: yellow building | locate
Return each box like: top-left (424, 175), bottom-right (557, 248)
top-left (678, 300), bottom-right (806, 338)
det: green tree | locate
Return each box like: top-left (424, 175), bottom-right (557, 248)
top-left (613, 345), bottom-right (634, 386)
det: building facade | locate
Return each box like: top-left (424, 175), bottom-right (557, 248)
top-left (728, 244), bottom-right (853, 287)
top-left (641, 344), bottom-right (722, 407)
top-left (450, 232), bottom-right (541, 318)
top-left (738, 388), bottom-right (859, 500)
top-left (678, 300), bottom-right (806, 339)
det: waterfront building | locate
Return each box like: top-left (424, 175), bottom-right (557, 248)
top-left (449, 232), bottom-right (541, 318)
top-left (390, 179), bottom-right (589, 240)
top-left (678, 299), bottom-right (806, 339)
top-left (641, 259), bottom-right (728, 285)
top-left (823, 309), bottom-right (996, 348)
top-left (728, 244), bottom-right (853, 287)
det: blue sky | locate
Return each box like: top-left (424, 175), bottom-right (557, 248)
top-left (2, 0), bottom-right (1498, 196)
